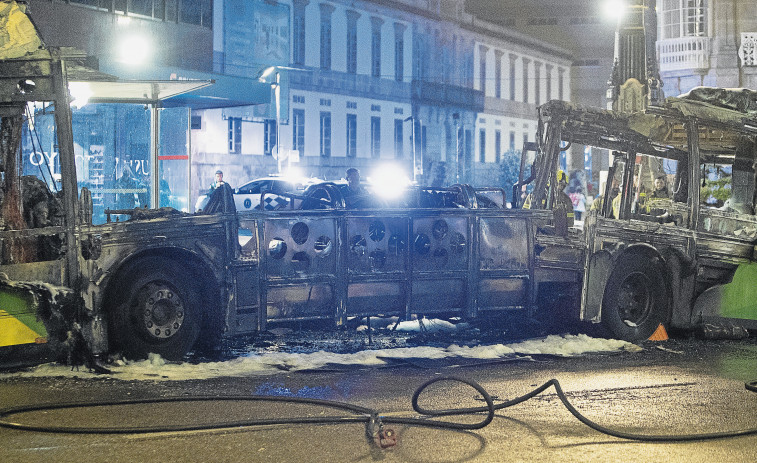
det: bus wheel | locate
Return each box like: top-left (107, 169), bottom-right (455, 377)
top-left (108, 257), bottom-right (200, 360)
top-left (601, 254), bottom-right (669, 341)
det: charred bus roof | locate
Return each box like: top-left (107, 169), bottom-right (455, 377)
top-left (538, 88), bottom-right (757, 163)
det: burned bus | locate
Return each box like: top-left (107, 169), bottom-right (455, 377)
top-left (0, 3), bottom-right (584, 363)
top-left (525, 93), bottom-right (757, 341)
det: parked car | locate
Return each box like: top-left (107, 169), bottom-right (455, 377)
top-left (195, 176), bottom-right (319, 212)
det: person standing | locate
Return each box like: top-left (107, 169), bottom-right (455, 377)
top-left (208, 170), bottom-right (226, 194)
top-left (555, 170), bottom-right (575, 228)
top-left (569, 187), bottom-right (587, 221)
top-left (203, 170), bottom-right (235, 213)
top-left (651, 174), bottom-right (669, 199)
top-left (340, 167), bottom-right (366, 208)
top-left (115, 165), bottom-right (139, 210)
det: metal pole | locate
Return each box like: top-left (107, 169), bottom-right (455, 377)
top-left (411, 118), bottom-right (416, 182)
top-left (456, 124), bottom-right (460, 183)
top-left (275, 72), bottom-right (281, 174)
top-left (405, 116), bottom-right (415, 182)
top-left (453, 112), bottom-right (460, 183)
top-left (150, 105), bottom-right (160, 208)
top-left (186, 107), bottom-right (192, 213)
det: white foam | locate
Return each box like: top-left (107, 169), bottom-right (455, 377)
top-left (1, 332), bottom-right (641, 382)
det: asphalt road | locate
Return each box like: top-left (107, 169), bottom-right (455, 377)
top-left (1, 336), bottom-right (757, 462)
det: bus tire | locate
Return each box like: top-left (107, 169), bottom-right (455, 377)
top-left (601, 253), bottom-right (669, 341)
top-left (108, 256), bottom-right (200, 360)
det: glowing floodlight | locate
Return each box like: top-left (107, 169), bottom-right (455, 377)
top-left (117, 34), bottom-right (151, 65)
top-left (368, 164), bottom-right (412, 200)
top-left (602, 0), bottom-right (627, 21)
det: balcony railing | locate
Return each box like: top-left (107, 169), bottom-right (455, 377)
top-left (738, 33), bottom-right (757, 67)
top-left (411, 80), bottom-right (484, 111)
top-left (657, 36), bottom-right (712, 74)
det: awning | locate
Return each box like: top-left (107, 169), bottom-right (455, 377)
top-left (70, 79), bottom-right (214, 105)
top-left (97, 60), bottom-right (271, 109)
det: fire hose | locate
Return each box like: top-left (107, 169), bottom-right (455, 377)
top-left (1, 377), bottom-right (757, 446)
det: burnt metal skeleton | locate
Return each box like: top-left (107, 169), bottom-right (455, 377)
top-left (526, 95), bottom-right (757, 341)
top-left (0, 3), bottom-right (583, 362)
top-left (3, 1), bottom-right (755, 365)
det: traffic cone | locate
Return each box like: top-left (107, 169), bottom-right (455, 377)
top-left (648, 324), bottom-right (668, 341)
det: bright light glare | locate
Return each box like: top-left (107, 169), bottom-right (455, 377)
top-left (281, 167), bottom-right (306, 183)
top-left (118, 35), bottom-right (151, 65)
top-left (602, 0), bottom-right (626, 21)
top-left (368, 165), bottom-right (411, 199)
top-left (68, 82), bottom-right (92, 108)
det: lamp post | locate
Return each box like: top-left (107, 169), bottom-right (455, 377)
top-left (404, 116), bottom-right (417, 182)
top-left (452, 112), bottom-right (460, 183)
top-left (257, 65), bottom-right (304, 174)
top-left (274, 71), bottom-right (281, 173)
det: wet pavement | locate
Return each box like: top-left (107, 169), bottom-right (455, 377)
top-left (1, 330), bottom-right (757, 462)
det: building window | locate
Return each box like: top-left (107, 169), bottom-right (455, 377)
top-left (347, 101), bottom-right (357, 109)
top-left (346, 11), bottom-right (360, 74)
top-left (371, 17), bottom-right (384, 78)
top-left (661, 0), bottom-right (708, 39)
top-left (320, 4), bottom-right (334, 70)
top-left (179, 0), bottom-right (212, 26)
top-left (394, 23), bottom-right (405, 81)
top-left (495, 130), bottom-right (501, 163)
top-left (394, 119), bottom-right (403, 159)
top-left (228, 117), bottom-right (241, 154)
top-left (495, 51), bottom-right (502, 99)
top-left (371, 116), bottom-right (381, 158)
top-left (479, 45), bottom-right (487, 93)
top-left (546, 64), bottom-right (553, 101)
top-left (465, 46), bottom-right (474, 88)
top-left (558, 68), bottom-right (564, 101)
top-left (523, 133), bottom-right (529, 151)
top-left (509, 54), bottom-right (517, 101)
top-left (320, 111), bottom-right (331, 157)
top-left (479, 129), bottom-right (486, 163)
top-left (292, 109), bottom-right (305, 155)
top-left (293, 1), bottom-right (307, 65)
top-left (73, 0), bottom-right (209, 26)
top-left (264, 120), bottom-right (277, 156)
top-left (534, 62), bottom-right (541, 106)
top-left (414, 35), bottom-right (427, 83)
top-left (522, 58), bottom-right (530, 104)
top-left (509, 131), bottom-right (516, 151)
top-left (346, 114), bottom-right (357, 158)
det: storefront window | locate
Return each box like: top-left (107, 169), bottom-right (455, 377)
top-left (159, 108), bottom-right (191, 211)
top-left (70, 104), bottom-right (190, 223)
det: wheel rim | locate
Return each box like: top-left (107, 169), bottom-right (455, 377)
top-left (134, 281), bottom-right (185, 340)
top-left (616, 272), bottom-right (653, 326)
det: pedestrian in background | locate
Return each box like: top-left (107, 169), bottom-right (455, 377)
top-left (208, 170), bottom-right (226, 194)
top-left (569, 187), bottom-right (586, 221)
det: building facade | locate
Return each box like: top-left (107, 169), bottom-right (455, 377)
top-left (465, 0), bottom-right (619, 183)
top-left (657, 0), bottom-right (757, 96)
top-left (24, 0), bottom-right (571, 212)
top-left (196, 0), bottom-right (571, 202)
